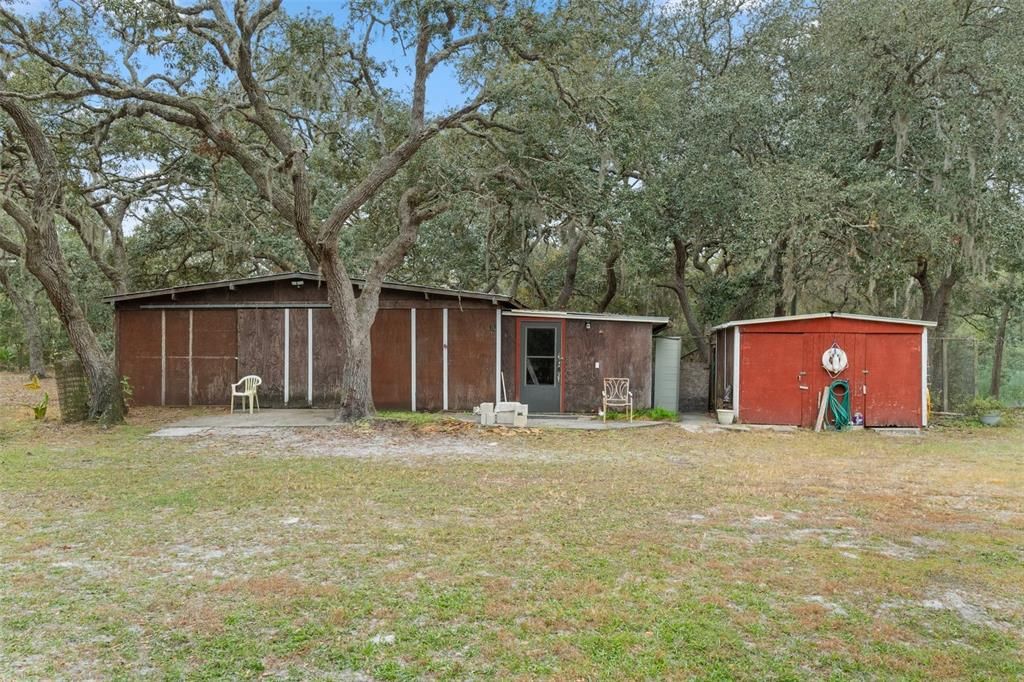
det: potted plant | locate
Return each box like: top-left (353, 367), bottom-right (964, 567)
top-left (964, 396), bottom-right (1005, 426)
top-left (715, 400), bottom-right (735, 425)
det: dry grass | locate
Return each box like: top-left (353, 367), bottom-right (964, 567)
top-left (1, 377), bottom-right (1022, 679)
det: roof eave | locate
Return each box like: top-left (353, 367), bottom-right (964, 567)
top-left (103, 271), bottom-right (519, 306)
top-left (504, 309), bottom-right (671, 325)
top-left (710, 312), bottom-right (937, 332)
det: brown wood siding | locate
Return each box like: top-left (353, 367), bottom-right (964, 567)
top-left (191, 310), bottom-right (237, 405)
top-left (415, 309), bottom-right (443, 411)
top-left (165, 310), bottom-right (190, 405)
top-left (501, 316), bottom-right (516, 401)
top-left (370, 309), bottom-right (412, 410)
top-left (115, 277), bottom-right (510, 409)
top-left (447, 308), bottom-right (496, 410)
top-left (237, 309), bottom-right (285, 407)
top-left (288, 309), bottom-right (310, 407)
top-left (118, 309), bottom-right (163, 406)
top-left (311, 309), bottom-right (344, 407)
top-left (563, 319), bottom-right (653, 412)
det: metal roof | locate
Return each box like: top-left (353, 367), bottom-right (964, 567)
top-left (103, 271), bottom-right (521, 306)
top-left (710, 312), bottom-right (937, 332)
top-left (505, 309), bottom-right (671, 330)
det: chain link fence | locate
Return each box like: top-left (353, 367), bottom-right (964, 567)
top-left (930, 337), bottom-right (1024, 410)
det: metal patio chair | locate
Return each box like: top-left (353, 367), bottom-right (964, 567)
top-left (602, 377), bottom-right (633, 422)
top-left (230, 375), bottom-right (262, 414)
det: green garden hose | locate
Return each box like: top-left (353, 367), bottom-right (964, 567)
top-left (828, 380), bottom-right (851, 430)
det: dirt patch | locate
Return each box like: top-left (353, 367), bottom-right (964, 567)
top-left (0, 372), bottom-right (60, 421)
top-left (165, 425), bottom-right (549, 461)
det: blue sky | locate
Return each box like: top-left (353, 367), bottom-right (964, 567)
top-left (292, 0), bottom-right (470, 112)
top-left (286, 0), bottom-right (470, 111)
top-left (14, 0), bottom-right (470, 112)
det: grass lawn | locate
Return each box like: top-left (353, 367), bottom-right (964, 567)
top-left (1, 376), bottom-right (1022, 679)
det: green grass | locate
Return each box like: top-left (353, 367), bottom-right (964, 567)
top-left (604, 406), bottom-right (678, 421)
top-left (372, 409), bottom-right (449, 426)
top-left (1, 397), bottom-right (1022, 679)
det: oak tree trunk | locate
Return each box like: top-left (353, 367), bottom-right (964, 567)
top-left (555, 230), bottom-right (587, 308)
top-left (669, 236), bottom-right (710, 364)
top-left (25, 233), bottom-right (117, 420)
top-left (989, 299), bottom-right (1010, 399)
top-left (337, 325), bottom-right (375, 420)
top-left (915, 257), bottom-right (959, 407)
top-left (596, 244), bottom-right (621, 313)
top-left (317, 248), bottom-right (376, 420)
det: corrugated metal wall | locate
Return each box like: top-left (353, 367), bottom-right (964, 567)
top-left (653, 336), bottom-right (681, 413)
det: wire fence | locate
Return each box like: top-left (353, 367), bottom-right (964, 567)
top-left (930, 337), bottom-right (1024, 410)
top-left (54, 357), bottom-right (90, 422)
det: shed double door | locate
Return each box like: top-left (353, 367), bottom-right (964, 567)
top-left (800, 333), bottom-right (865, 429)
top-left (740, 332), bottom-right (864, 427)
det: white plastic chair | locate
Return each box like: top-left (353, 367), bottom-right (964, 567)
top-left (602, 377), bottom-right (633, 422)
top-left (230, 375), bottom-right (262, 414)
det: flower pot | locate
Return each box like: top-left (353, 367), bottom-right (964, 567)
top-left (716, 409), bottom-right (735, 425)
top-left (979, 411), bottom-right (1002, 426)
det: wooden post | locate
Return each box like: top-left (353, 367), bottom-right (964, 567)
top-left (815, 389), bottom-right (828, 432)
top-left (941, 337), bottom-right (949, 412)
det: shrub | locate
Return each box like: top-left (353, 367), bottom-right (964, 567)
top-left (962, 396), bottom-right (1005, 416)
top-left (605, 407), bottom-right (677, 421)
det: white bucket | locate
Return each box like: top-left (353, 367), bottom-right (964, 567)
top-left (716, 409), bottom-right (735, 425)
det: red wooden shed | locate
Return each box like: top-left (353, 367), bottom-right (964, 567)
top-left (709, 313), bottom-right (936, 428)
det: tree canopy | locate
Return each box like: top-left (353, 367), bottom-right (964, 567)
top-left (1, 0), bottom-right (1022, 415)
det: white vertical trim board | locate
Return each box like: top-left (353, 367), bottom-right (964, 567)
top-left (283, 308), bottom-right (290, 405)
top-left (188, 310), bottom-right (194, 406)
top-left (442, 308), bottom-right (449, 411)
top-left (160, 310), bottom-right (166, 406)
top-left (732, 327), bottom-right (741, 421)
top-left (921, 328), bottom-right (929, 427)
top-left (307, 309), bottom-right (313, 405)
top-left (410, 308), bottom-right (417, 411)
top-left (495, 308), bottom-right (502, 403)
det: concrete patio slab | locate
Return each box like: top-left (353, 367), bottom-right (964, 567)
top-left (150, 427), bottom-right (210, 438)
top-left (453, 413), bottom-right (665, 429)
top-left (163, 409), bottom-right (339, 429)
top-left (153, 408), bottom-right (671, 435)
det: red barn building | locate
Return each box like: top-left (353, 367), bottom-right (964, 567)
top-left (709, 313), bottom-right (935, 428)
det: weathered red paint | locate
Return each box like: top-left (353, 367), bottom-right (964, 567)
top-left (865, 333), bottom-right (922, 427)
top-left (739, 332), bottom-right (804, 425)
top-left (726, 316), bottom-right (928, 427)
